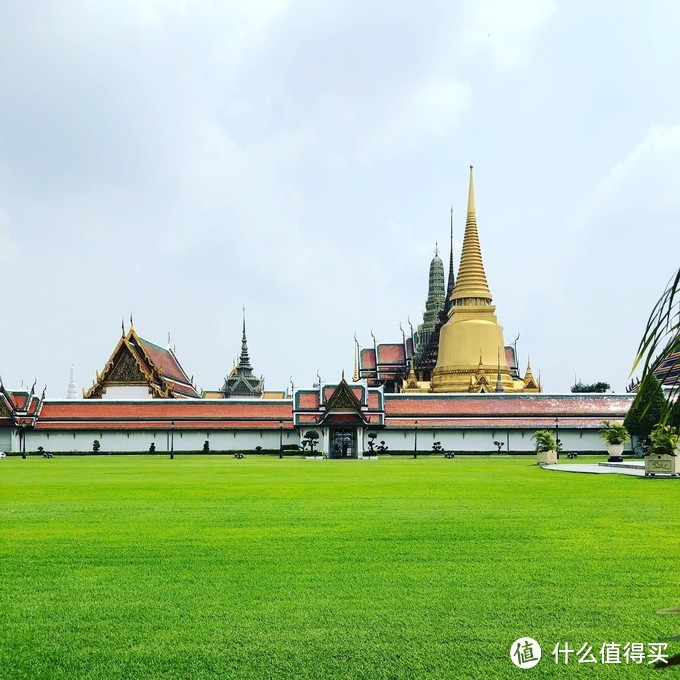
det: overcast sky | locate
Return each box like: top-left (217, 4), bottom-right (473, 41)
top-left (1, 0), bottom-right (679, 397)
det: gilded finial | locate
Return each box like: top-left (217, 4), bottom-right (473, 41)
top-left (451, 164), bottom-right (491, 303)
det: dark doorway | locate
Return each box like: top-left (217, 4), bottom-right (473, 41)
top-left (331, 428), bottom-right (356, 458)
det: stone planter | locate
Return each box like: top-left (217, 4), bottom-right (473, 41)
top-left (606, 443), bottom-right (624, 463)
top-left (644, 454), bottom-right (679, 477)
top-left (536, 450), bottom-right (557, 465)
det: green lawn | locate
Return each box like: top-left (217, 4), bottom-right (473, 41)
top-left (0, 456), bottom-right (677, 679)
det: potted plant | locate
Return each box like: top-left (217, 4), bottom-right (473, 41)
top-left (532, 429), bottom-right (557, 465)
top-left (644, 424), bottom-right (680, 477)
top-left (600, 420), bottom-right (630, 462)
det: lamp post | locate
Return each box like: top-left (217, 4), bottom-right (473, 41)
top-left (170, 420), bottom-right (175, 460)
top-left (279, 420), bottom-right (283, 459)
top-left (414, 420), bottom-right (418, 459)
top-left (554, 417), bottom-right (560, 459)
top-left (19, 423), bottom-right (26, 459)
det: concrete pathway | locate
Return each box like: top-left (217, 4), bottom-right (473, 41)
top-left (543, 460), bottom-right (677, 478)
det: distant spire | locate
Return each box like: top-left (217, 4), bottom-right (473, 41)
top-left (239, 307), bottom-right (251, 367)
top-left (167, 332), bottom-right (171, 350)
top-left (452, 166), bottom-right (492, 304)
top-left (67, 365), bottom-right (78, 399)
top-left (445, 206), bottom-right (456, 312)
top-left (130, 313), bottom-right (134, 329)
top-left (353, 334), bottom-right (359, 382)
top-left (435, 242), bottom-right (439, 256)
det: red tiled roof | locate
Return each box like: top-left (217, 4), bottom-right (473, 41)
top-left (38, 400), bottom-right (293, 422)
top-left (36, 420), bottom-right (293, 431)
top-left (297, 392), bottom-right (320, 410)
top-left (360, 349), bottom-right (376, 370)
top-left (367, 392), bottom-right (381, 409)
top-left (384, 417), bottom-right (613, 429)
top-left (384, 394), bottom-right (632, 418)
top-left (138, 338), bottom-right (189, 384)
top-left (297, 414), bottom-right (320, 424)
top-left (7, 391), bottom-right (29, 410)
top-left (655, 350), bottom-right (680, 386)
top-left (505, 347), bottom-right (515, 367)
top-left (377, 344), bottom-right (406, 365)
top-left (322, 413), bottom-right (365, 423)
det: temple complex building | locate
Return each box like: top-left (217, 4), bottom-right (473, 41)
top-left (83, 323), bottom-right (200, 399)
top-left (0, 165), bottom-right (637, 457)
top-left (432, 166), bottom-right (519, 392)
top-left (217, 311), bottom-right (264, 399)
top-left (357, 166), bottom-right (530, 394)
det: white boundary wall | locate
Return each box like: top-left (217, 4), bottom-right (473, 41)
top-left (10, 425), bottom-right (626, 455)
top-left (21, 429), bottom-right (298, 453)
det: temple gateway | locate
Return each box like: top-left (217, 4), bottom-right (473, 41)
top-left (0, 168), bottom-right (633, 457)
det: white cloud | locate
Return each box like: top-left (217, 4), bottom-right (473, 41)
top-left (0, 211), bottom-right (22, 267)
top-left (358, 78), bottom-right (471, 162)
top-left (461, 0), bottom-right (557, 70)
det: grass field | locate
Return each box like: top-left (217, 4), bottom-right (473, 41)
top-left (0, 455), bottom-right (678, 678)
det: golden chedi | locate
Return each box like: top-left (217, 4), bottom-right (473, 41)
top-left (431, 166), bottom-right (517, 393)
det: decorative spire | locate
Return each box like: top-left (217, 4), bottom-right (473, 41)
top-left (353, 334), bottom-right (359, 382)
top-left (167, 332), bottom-right (171, 350)
top-left (405, 356), bottom-right (419, 389)
top-left (239, 307), bottom-right (251, 368)
top-left (495, 350), bottom-right (504, 392)
top-left (420, 243), bottom-right (446, 336)
top-left (67, 365), bottom-right (78, 399)
top-left (523, 357), bottom-right (540, 392)
top-left (452, 166), bottom-right (492, 304)
top-left (445, 206), bottom-right (456, 312)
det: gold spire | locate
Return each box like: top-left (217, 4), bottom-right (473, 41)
top-left (523, 357), bottom-right (540, 392)
top-left (451, 166), bottom-right (492, 303)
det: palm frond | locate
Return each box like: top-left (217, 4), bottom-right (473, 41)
top-left (631, 268), bottom-right (680, 425)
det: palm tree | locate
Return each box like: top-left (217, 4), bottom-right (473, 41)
top-left (631, 267), bottom-right (680, 425)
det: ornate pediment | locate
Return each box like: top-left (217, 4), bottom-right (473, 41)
top-left (0, 399), bottom-right (11, 416)
top-left (325, 380), bottom-right (362, 412)
top-left (108, 348), bottom-right (148, 383)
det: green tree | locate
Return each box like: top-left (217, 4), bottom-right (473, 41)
top-left (624, 374), bottom-right (665, 451)
top-left (304, 431), bottom-right (319, 455)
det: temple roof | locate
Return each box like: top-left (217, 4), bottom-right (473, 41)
top-left (222, 310), bottom-right (264, 398)
top-left (655, 350), bottom-right (680, 387)
top-left (35, 398), bottom-right (293, 430)
top-left (84, 326), bottom-right (200, 399)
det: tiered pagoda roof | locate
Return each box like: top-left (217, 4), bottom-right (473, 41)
top-left (221, 311), bottom-right (264, 398)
